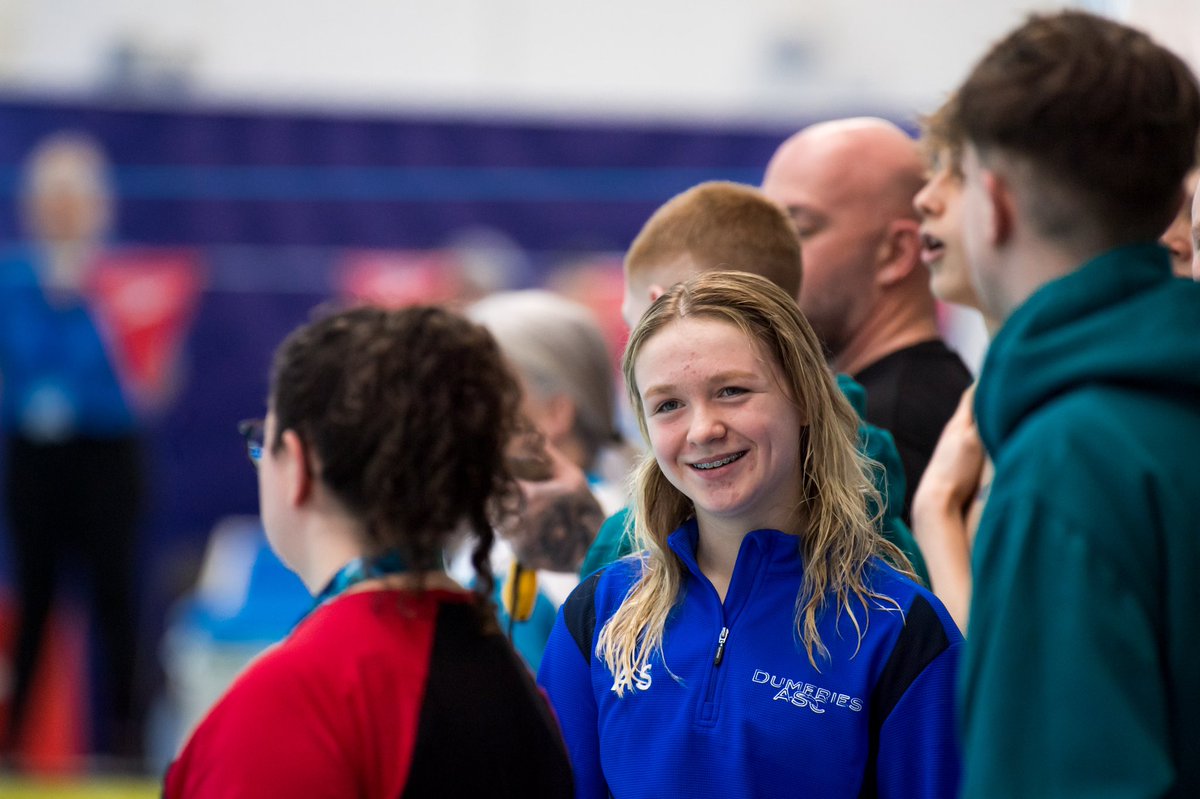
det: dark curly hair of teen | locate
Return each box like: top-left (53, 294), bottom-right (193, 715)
top-left (268, 303), bottom-right (524, 603)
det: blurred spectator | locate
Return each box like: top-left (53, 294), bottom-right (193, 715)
top-left (469, 289), bottom-right (629, 519)
top-left (462, 289), bottom-right (626, 668)
top-left (0, 132), bottom-right (143, 765)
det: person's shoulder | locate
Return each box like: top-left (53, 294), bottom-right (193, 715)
top-left (916, 337), bottom-right (972, 364)
top-left (994, 385), bottom-right (1198, 552)
top-left (175, 637), bottom-right (309, 752)
top-left (1004, 386), bottom-right (1168, 475)
top-left (864, 557), bottom-right (931, 602)
top-left (281, 590), bottom-right (440, 672)
top-left (568, 554), bottom-right (642, 614)
top-left (228, 592), bottom-right (429, 697)
top-left (856, 341), bottom-right (972, 425)
top-left (861, 339), bottom-right (969, 376)
top-left (891, 340), bottom-right (973, 393)
top-left (226, 631), bottom-right (317, 696)
top-left (595, 506), bottom-right (632, 539)
top-left (557, 554), bottom-right (644, 663)
top-left (580, 506), bottom-right (637, 576)
top-left (865, 558), bottom-right (962, 642)
top-left (165, 626), bottom-right (358, 797)
top-left (0, 249), bottom-right (38, 288)
top-left (835, 373), bottom-right (868, 417)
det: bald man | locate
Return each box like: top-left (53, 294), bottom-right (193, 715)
top-left (762, 118), bottom-right (971, 520)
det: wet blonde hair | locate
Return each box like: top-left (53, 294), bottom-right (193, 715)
top-left (598, 271), bottom-right (910, 693)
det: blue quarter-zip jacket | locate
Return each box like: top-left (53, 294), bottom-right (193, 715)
top-left (538, 519), bottom-right (962, 799)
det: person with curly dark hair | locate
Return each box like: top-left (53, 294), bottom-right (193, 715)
top-left (164, 305), bottom-right (573, 798)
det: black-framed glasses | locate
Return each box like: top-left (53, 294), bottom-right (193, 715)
top-left (238, 418), bottom-right (265, 466)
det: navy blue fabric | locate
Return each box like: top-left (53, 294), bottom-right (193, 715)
top-left (0, 96), bottom-right (798, 250)
top-left (0, 97), bottom-right (804, 573)
top-left (0, 96), bottom-right (906, 749)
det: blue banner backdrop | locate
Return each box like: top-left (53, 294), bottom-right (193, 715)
top-left (0, 94), bottom-right (814, 723)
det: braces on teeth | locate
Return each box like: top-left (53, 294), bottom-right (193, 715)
top-left (693, 452), bottom-right (744, 470)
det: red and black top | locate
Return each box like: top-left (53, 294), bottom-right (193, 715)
top-left (165, 588), bottom-right (573, 798)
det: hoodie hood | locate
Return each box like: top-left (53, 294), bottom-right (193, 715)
top-left (975, 243), bottom-right (1200, 455)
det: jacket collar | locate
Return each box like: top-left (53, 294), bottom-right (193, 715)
top-left (667, 518), bottom-right (803, 611)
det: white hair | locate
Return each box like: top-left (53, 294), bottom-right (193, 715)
top-left (468, 289), bottom-right (618, 469)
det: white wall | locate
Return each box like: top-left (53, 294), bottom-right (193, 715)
top-left (1, 0), bottom-right (1194, 122)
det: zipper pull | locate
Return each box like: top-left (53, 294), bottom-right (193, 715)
top-left (713, 626), bottom-right (729, 667)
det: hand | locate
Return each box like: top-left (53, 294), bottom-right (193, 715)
top-left (913, 384), bottom-right (985, 525)
top-left (500, 441), bottom-right (604, 572)
top-left (912, 384), bottom-right (984, 633)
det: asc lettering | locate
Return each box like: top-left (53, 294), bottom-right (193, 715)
top-left (752, 669), bottom-right (863, 713)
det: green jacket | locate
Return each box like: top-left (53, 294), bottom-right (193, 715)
top-left (962, 244), bottom-right (1200, 796)
top-left (579, 374), bottom-right (927, 583)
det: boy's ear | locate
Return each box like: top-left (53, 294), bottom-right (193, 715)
top-left (982, 169), bottom-right (1015, 246)
top-left (647, 283), bottom-right (667, 303)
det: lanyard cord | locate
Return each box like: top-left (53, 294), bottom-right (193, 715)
top-left (310, 549), bottom-right (409, 611)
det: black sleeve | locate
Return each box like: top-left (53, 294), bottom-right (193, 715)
top-left (403, 603), bottom-right (574, 798)
top-left (858, 595), bottom-right (952, 798)
top-left (562, 569), bottom-right (603, 662)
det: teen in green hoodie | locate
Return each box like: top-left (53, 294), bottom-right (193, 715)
top-left (937, 11), bottom-right (1200, 796)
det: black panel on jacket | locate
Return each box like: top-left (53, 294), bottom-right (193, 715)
top-left (858, 595), bottom-right (952, 798)
top-left (402, 603), bottom-right (574, 798)
top-left (563, 569), bottom-right (603, 662)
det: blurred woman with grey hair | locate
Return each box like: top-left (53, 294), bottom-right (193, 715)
top-left (459, 289), bottom-right (632, 669)
top-left (470, 289), bottom-right (628, 510)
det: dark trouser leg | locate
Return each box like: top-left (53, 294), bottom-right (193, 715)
top-left (4, 437), bottom-right (67, 750)
top-left (68, 437), bottom-right (143, 759)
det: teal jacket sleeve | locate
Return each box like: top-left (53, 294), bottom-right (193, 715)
top-left (837, 374), bottom-right (927, 584)
top-left (580, 507), bottom-right (633, 578)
